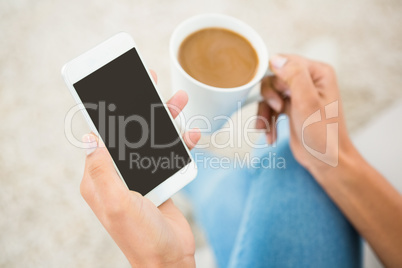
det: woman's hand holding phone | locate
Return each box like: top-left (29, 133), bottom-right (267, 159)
top-left (80, 72), bottom-right (200, 268)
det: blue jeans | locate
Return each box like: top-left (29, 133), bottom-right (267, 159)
top-left (183, 117), bottom-right (361, 268)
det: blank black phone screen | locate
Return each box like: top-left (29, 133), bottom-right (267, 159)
top-left (74, 48), bottom-right (191, 195)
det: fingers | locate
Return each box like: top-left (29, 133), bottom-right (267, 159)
top-left (182, 128), bottom-right (201, 150)
top-left (266, 120), bottom-right (276, 145)
top-left (259, 77), bottom-right (284, 144)
top-left (308, 61), bottom-right (337, 96)
top-left (269, 54), bottom-right (322, 116)
top-left (255, 101), bottom-right (279, 144)
top-left (260, 76), bottom-right (285, 113)
top-left (167, 90), bottom-right (188, 119)
top-left (270, 54), bottom-right (336, 95)
top-left (164, 89), bottom-right (199, 149)
top-left (266, 111), bottom-right (280, 145)
top-left (256, 101), bottom-right (271, 129)
top-left (149, 70), bottom-right (188, 119)
top-left (271, 76), bottom-right (290, 97)
top-left (270, 54), bottom-right (317, 99)
top-left (150, 69), bottom-right (158, 84)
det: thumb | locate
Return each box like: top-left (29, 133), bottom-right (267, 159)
top-left (270, 55), bottom-right (319, 117)
top-left (269, 54), bottom-right (320, 115)
top-left (81, 134), bottom-right (127, 204)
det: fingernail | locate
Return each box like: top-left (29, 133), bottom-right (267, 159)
top-left (284, 90), bottom-right (291, 97)
top-left (82, 134), bottom-right (98, 155)
top-left (270, 55), bottom-right (288, 69)
top-left (267, 98), bottom-right (281, 112)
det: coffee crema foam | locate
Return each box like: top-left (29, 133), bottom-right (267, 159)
top-left (178, 27), bottom-right (258, 88)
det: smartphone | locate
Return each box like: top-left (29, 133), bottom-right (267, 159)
top-left (62, 32), bottom-right (197, 207)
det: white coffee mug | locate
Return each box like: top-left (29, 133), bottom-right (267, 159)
top-left (170, 13), bottom-right (268, 133)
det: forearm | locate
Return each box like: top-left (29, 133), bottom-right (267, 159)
top-left (311, 145), bottom-right (402, 267)
top-left (129, 254), bottom-right (195, 268)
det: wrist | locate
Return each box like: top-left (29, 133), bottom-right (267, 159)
top-left (164, 255), bottom-right (196, 268)
top-left (309, 140), bottom-right (363, 185)
top-left (130, 254), bottom-right (195, 268)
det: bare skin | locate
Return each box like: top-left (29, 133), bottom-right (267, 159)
top-left (257, 54), bottom-right (402, 267)
top-left (80, 59), bottom-right (402, 267)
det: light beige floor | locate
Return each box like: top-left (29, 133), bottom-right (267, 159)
top-left (1, 0), bottom-right (401, 267)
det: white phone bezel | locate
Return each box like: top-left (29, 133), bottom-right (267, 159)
top-left (61, 32), bottom-right (197, 207)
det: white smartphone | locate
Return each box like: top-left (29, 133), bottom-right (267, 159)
top-left (62, 32), bottom-right (197, 207)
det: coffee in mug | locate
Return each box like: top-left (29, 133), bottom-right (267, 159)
top-left (170, 14), bottom-right (268, 133)
top-left (178, 27), bottom-right (259, 88)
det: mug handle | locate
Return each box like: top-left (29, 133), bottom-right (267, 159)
top-left (242, 68), bottom-right (274, 107)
